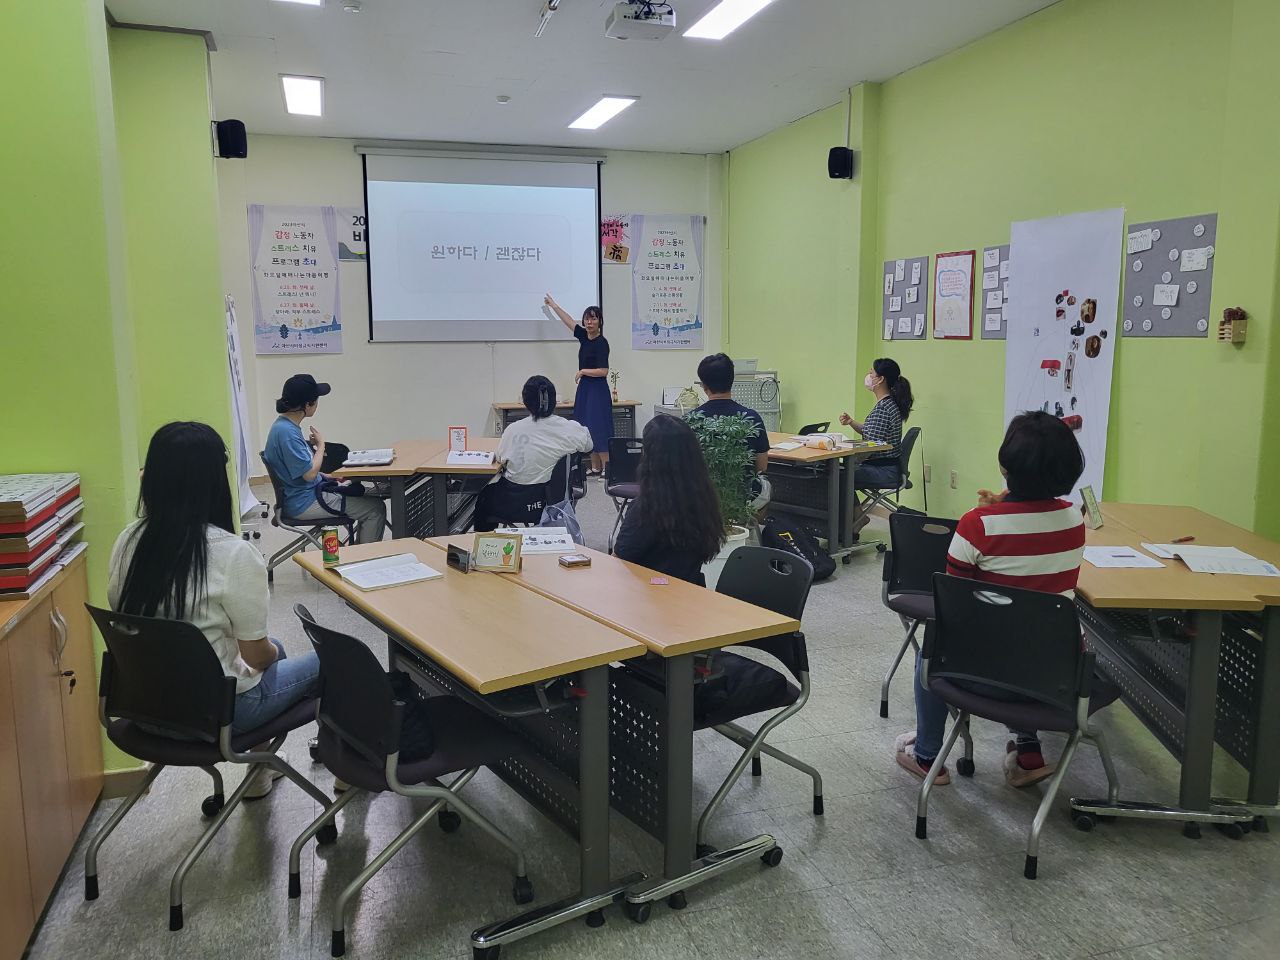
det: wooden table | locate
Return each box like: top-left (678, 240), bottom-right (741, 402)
top-left (417, 439), bottom-right (501, 538)
top-left (1073, 503), bottom-right (1280, 834)
top-left (765, 432), bottom-right (892, 561)
top-left (427, 535), bottom-right (800, 911)
top-left (493, 401), bottom-right (640, 439)
top-left (294, 540), bottom-right (647, 953)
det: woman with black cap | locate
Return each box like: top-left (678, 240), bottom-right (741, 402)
top-left (474, 375), bottom-right (593, 531)
top-left (263, 374), bottom-right (386, 543)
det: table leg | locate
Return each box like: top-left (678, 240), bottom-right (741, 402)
top-left (432, 474), bottom-right (448, 538)
top-left (388, 476), bottom-right (407, 539)
top-left (825, 460), bottom-right (841, 556)
top-left (1246, 607), bottom-right (1280, 807)
top-left (1180, 609), bottom-right (1222, 813)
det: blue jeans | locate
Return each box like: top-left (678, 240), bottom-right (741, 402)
top-left (913, 653), bottom-right (1037, 762)
top-left (854, 461), bottom-right (900, 490)
top-left (232, 640), bottom-right (321, 734)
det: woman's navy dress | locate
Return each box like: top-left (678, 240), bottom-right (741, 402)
top-left (573, 325), bottom-right (613, 454)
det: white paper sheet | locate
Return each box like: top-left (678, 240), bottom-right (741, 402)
top-left (983, 270), bottom-right (999, 290)
top-left (1180, 247), bottom-right (1210, 272)
top-left (914, 314), bottom-right (926, 337)
top-left (343, 448), bottom-right (395, 467)
top-left (771, 441), bottom-right (803, 451)
top-left (910, 261), bottom-right (922, 285)
top-left (883, 318), bottom-right (894, 339)
top-left (1083, 546), bottom-right (1166, 569)
top-left (496, 527), bottom-right (576, 554)
top-left (446, 450), bottom-right (495, 466)
top-left (884, 273), bottom-right (894, 295)
top-left (983, 248), bottom-right (1001, 268)
top-left (337, 553), bottom-right (443, 590)
top-left (985, 290), bottom-right (1003, 309)
top-left (999, 260), bottom-right (1010, 279)
top-left (894, 259), bottom-right (906, 282)
top-left (889, 296), bottom-right (902, 311)
top-left (906, 286), bottom-right (918, 303)
top-left (1152, 284), bottom-right (1180, 306)
top-left (898, 316), bottom-right (912, 334)
top-left (933, 251), bottom-right (974, 338)
top-left (985, 312), bottom-right (1002, 331)
top-left (1126, 228), bottom-right (1154, 254)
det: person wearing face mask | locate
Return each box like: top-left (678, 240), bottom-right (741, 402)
top-left (545, 293), bottom-right (612, 476)
top-left (840, 357), bottom-right (913, 532)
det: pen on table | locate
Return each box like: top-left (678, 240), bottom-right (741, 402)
top-left (1171, 536), bottom-right (1195, 544)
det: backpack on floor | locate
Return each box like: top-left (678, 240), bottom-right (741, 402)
top-left (761, 516), bottom-right (836, 582)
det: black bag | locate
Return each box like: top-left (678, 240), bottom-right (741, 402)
top-left (387, 670), bottom-right (436, 762)
top-left (761, 516), bottom-right (836, 582)
top-left (318, 441), bottom-right (350, 475)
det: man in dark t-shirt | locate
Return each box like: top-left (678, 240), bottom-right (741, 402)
top-left (691, 353), bottom-right (771, 512)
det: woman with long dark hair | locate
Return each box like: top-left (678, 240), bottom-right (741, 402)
top-left (840, 357), bottom-right (914, 531)
top-left (474, 375), bottom-right (593, 531)
top-left (545, 293), bottom-right (613, 476)
top-left (108, 422), bottom-right (319, 798)
top-left (613, 415), bottom-right (725, 586)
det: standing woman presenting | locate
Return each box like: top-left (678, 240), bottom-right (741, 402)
top-left (545, 293), bottom-right (613, 476)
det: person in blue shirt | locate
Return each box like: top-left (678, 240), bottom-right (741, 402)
top-left (263, 374), bottom-right (386, 544)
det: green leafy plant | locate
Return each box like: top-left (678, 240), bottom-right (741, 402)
top-left (685, 411), bottom-right (756, 533)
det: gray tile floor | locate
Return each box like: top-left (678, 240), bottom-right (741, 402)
top-left (29, 481), bottom-right (1280, 959)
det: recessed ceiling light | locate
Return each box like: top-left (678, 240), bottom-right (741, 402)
top-left (568, 96), bottom-right (637, 130)
top-left (684, 0), bottom-right (777, 40)
top-left (274, 0), bottom-right (324, 7)
top-left (281, 75), bottom-right (324, 116)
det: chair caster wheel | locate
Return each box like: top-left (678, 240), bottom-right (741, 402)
top-left (751, 756), bottom-right (762, 777)
top-left (585, 909), bottom-right (605, 928)
top-left (760, 846), bottom-right (783, 867)
top-left (473, 947), bottom-right (499, 960)
top-left (1253, 816), bottom-right (1270, 833)
top-left (1215, 822), bottom-right (1245, 840)
top-left (667, 891), bottom-right (687, 910)
top-left (309, 738), bottom-right (320, 761)
top-left (624, 900), bottom-right (651, 924)
top-left (842, 555), bottom-right (852, 565)
top-left (438, 810), bottom-right (463, 833)
top-left (512, 875), bottom-right (534, 904)
top-left (317, 823), bottom-right (338, 846)
top-left (201, 793), bottom-right (225, 818)
top-left (1071, 811), bottom-right (1096, 832)
top-left (876, 543), bottom-right (887, 554)
top-left (695, 843), bottom-right (717, 859)
top-left (956, 757), bottom-right (975, 778)
top-left (1183, 822), bottom-right (1202, 840)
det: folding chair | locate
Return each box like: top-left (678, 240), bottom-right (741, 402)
top-left (605, 437), bottom-right (643, 553)
top-left (856, 425), bottom-right (925, 515)
top-left (260, 453), bottom-right (355, 583)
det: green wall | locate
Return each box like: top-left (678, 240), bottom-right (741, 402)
top-left (728, 0), bottom-right (1280, 533)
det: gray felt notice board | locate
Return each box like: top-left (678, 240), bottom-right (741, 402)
top-left (882, 256), bottom-right (929, 341)
top-left (980, 244), bottom-right (1011, 340)
top-left (1123, 213), bottom-right (1217, 338)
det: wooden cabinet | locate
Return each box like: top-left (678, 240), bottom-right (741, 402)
top-left (0, 557), bottom-right (101, 960)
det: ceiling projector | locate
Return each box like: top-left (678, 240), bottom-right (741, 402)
top-left (605, 2), bottom-right (676, 41)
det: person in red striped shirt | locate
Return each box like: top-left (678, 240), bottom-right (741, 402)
top-left (896, 411), bottom-right (1085, 788)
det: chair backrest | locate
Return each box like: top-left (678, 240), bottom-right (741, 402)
top-left (545, 454), bottom-right (576, 504)
top-left (606, 437), bottom-right (644, 485)
top-left (898, 426), bottom-right (921, 482)
top-left (86, 604), bottom-right (235, 742)
top-left (715, 546), bottom-right (814, 677)
top-left (886, 512), bottom-right (958, 595)
top-left (294, 604), bottom-right (401, 766)
top-left (260, 452), bottom-right (289, 515)
top-left (798, 422), bottom-right (830, 436)
top-left (925, 574), bottom-right (1091, 713)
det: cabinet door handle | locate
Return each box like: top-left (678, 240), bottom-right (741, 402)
top-left (50, 608), bottom-right (69, 666)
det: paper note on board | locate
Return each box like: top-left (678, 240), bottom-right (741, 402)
top-left (985, 290), bottom-right (1003, 309)
top-left (894, 259), bottom-right (906, 282)
top-left (983, 270), bottom-right (999, 290)
top-left (983, 248), bottom-right (1000, 268)
top-left (884, 318), bottom-right (894, 340)
top-left (1153, 284), bottom-right (1180, 306)
top-left (910, 261), bottom-right (922, 285)
top-left (884, 273), bottom-right (894, 295)
top-left (985, 312), bottom-right (1002, 331)
top-left (1127, 228), bottom-right (1154, 254)
top-left (914, 314), bottom-right (926, 337)
top-left (1180, 247), bottom-right (1210, 272)
top-left (999, 260), bottom-right (1010, 279)
top-left (897, 316), bottom-right (913, 334)
top-left (906, 286), bottom-right (918, 303)
top-left (889, 296), bottom-right (902, 311)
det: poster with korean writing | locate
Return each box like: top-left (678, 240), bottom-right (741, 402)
top-left (337, 206), bottom-right (367, 261)
top-left (601, 214), bottom-right (632, 265)
top-left (248, 204), bottom-right (343, 354)
top-left (631, 215), bottom-right (704, 351)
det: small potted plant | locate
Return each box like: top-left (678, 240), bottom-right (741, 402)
top-left (686, 411), bottom-right (757, 587)
top-left (609, 370), bottom-right (620, 402)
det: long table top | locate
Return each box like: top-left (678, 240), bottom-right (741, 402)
top-left (766, 431), bottom-right (892, 465)
top-left (1079, 503), bottom-right (1280, 611)
top-left (417, 437), bottom-right (502, 475)
top-left (294, 539), bottom-right (646, 693)
top-left (427, 535), bottom-right (799, 657)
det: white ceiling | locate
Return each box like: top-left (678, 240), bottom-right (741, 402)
top-left (106, 0), bottom-right (1058, 153)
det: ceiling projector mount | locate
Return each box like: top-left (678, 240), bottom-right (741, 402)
top-left (535, 1), bottom-right (677, 41)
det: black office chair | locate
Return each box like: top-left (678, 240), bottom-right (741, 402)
top-left (879, 512), bottom-right (959, 719)
top-left (694, 547), bottom-right (821, 857)
top-left (546, 452), bottom-right (587, 506)
top-left (914, 575), bottom-right (1120, 880)
top-left (857, 425), bottom-right (925, 515)
top-left (797, 422), bottom-right (830, 436)
top-left (82, 606), bottom-right (333, 930)
top-left (260, 453), bottom-right (356, 583)
top-left (288, 605), bottom-right (534, 958)
top-left (605, 437), bottom-right (643, 553)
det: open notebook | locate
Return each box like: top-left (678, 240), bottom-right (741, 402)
top-left (343, 448), bottom-right (395, 467)
top-left (335, 553), bottom-right (442, 591)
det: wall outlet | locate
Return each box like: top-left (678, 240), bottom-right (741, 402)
top-left (949, 469), bottom-right (958, 490)
top-left (923, 464), bottom-right (932, 483)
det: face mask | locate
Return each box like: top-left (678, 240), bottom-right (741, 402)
top-left (864, 373), bottom-right (878, 390)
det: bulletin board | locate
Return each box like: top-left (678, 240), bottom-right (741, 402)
top-left (933, 250), bottom-right (975, 340)
top-left (980, 244), bottom-right (1011, 340)
top-left (881, 256), bottom-right (929, 341)
top-left (1122, 213), bottom-right (1217, 338)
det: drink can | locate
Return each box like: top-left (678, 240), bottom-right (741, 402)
top-left (321, 527), bottom-right (341, 567)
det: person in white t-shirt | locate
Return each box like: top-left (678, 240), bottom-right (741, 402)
top-left (108, 421), bottom-right (319, 799)
top-left (474, 375), bottom-right (593, 531)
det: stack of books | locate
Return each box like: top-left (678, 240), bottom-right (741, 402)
top-left (0, 473), bottom-right (87, 599)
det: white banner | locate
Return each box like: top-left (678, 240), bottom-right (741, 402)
top-left (630, 214), bottom-right (704, 350)
top-left (1005, 209), bottom-right (1124, 503)
top-left (249, 204), bottom-right (343, 354)
top-left (224, 295), bottom-right (261, 517)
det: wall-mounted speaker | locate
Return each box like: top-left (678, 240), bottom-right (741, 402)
top-left (214, 119), bottom-right (248, 159)
top-left (827, 146), bottom-right (855, 180)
